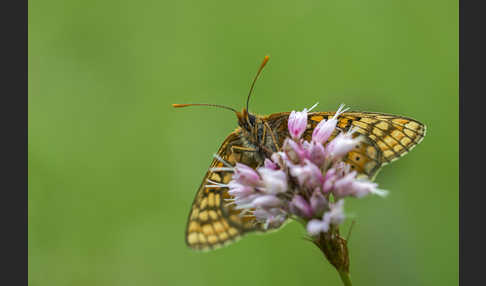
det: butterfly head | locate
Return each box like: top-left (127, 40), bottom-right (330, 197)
top-left (236, 108), bottom-right (257, 132)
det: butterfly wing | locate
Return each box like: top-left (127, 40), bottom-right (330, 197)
top-left (186, 110), bottom-right (426, 250)
top-left (266, 111), bottom-right (426, 179)
top-left (185, 130), bottom-right (265, 251)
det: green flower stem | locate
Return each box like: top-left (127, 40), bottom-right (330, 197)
top-left (338, 270), bottom-right (352, 286)
top-left (310, 228), bottom-right (352, 286)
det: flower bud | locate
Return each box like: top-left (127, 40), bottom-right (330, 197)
top-left (289, 195), bottom-right (313, 219)
top-left (310, 190), bottom-right (328, 216)
top-left (312, 104), bottom-right (348, 144)
top-left (264, 158), bottom-right (279, 170)
top-left (258, 168), bottom-right (288, 194)
top-left (282, 139), bottom-right (309, 164)
top-left (233, 163), bottom-right (260, 186)
top-left (325, 130), bottom-right (362, 161)
top-left (252, 195), bottom-right (282, 208)
top-left (288, 110), bottom-right (308, 139)
top-left (308, 141), bottom-right (326, 166)
top-left (289, 160), bottom-right (324, 190)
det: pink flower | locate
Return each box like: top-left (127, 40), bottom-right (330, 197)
top-left (264, 158), bottom-right (279, 170)
top-left (334, 173), bottom-right (388, 198)
top-left (252, 195), bottom-right (282, 208)
top-left (307, 218), bottom-right (330, 235)
top-left (306, 200), bottom-right (345, 236)
top-left (312, 104), bottom-right (348, 144)
top-left (289, 160), bottom-right (324, 190)
top-left (271, 152), bottom-right (287, 168)
top-left (233, 194), bottom-right (260, 210)
top-left (332, 171), bottom-right (357, 196)
top-left (310, 190), bottom-right (328, 216)
top-left (325, 129), bottom-right (362, 161)
top-left (334, 161), bottom-right (351, 176)
top-left (290, 195), bottom-right (313, 219)
top-left (233, 163), bottom-right (261, 186)
top-left (227, 181), bottom-right (254, 198)
top-left (308, 141), bottom-right (326, 166)
top-left (287, 103), bottom-right (318, 140)
top-left (288, 110), bottom-right (308, 139)
top-left (258, 168), bottom-right (288, 194)
top-left (322, 167), bottom-right (338, 193)
top-left (254, 208), bottom-right (287, 230)
top-left (282, 139), bottom-right (309, 164)
top-left (323, 200), bottom-right (345, 226)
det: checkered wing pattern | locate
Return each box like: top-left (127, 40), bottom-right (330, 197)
top-left (185, 131), bottom-right (264, 251)
top-left (267, 111), bottom-right (426, 179)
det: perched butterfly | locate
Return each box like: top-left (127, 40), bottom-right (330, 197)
top-left (173, 56), bottom-right (426, 251)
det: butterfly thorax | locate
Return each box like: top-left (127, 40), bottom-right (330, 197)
top-left (235, 109), bottom-right (281, 166)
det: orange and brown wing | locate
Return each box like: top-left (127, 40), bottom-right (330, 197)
top-left (185, 130), bottom-right (265, 251)
top-left (266, 111), bottom-right (426, 179)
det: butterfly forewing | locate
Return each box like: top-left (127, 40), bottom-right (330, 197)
top-left (185, 131), bottom-right (264, 250)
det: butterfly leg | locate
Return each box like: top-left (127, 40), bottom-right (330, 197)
top-left (231, 146), bottom-right (257, 153)
top-left (263, 121), bottom-right (280, 152)
top-left (232, 145), bottom-right (272, 167)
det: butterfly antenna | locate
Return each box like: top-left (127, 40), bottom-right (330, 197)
top-left (172, 103), bottom-right (238, 113)
top-left (246, 55), bottom-right (270, 113)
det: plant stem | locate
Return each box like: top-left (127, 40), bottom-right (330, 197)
top-left (338, 270), bottom-right (352, 286)
top-left (311, 230), bottom-right (352, 286)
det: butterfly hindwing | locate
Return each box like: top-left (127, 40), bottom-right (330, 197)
top-left (185, 131), bottom-right (264, 251)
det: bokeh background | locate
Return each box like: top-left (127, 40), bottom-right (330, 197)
top-left (29, 0), bottom-right (457, 285)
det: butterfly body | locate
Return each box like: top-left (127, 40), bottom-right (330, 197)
top-left (184, 109), bottom-right (426, 250)
top-left (233, 109), bottom-right (281, 166)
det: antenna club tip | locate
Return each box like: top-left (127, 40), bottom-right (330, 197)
top-left (259, 55), bottom-right (270, 70)
top-left (172, 104), bottom-right (188, 108)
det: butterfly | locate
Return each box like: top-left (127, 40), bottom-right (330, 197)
top-left (173, 56), bottom-right (426, 251)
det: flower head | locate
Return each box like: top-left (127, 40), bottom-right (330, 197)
top-left (226, 104), bottom-right (387, 236)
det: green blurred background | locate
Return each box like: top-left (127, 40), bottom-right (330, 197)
top-left (29, 0), bottom-right (457, 285)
